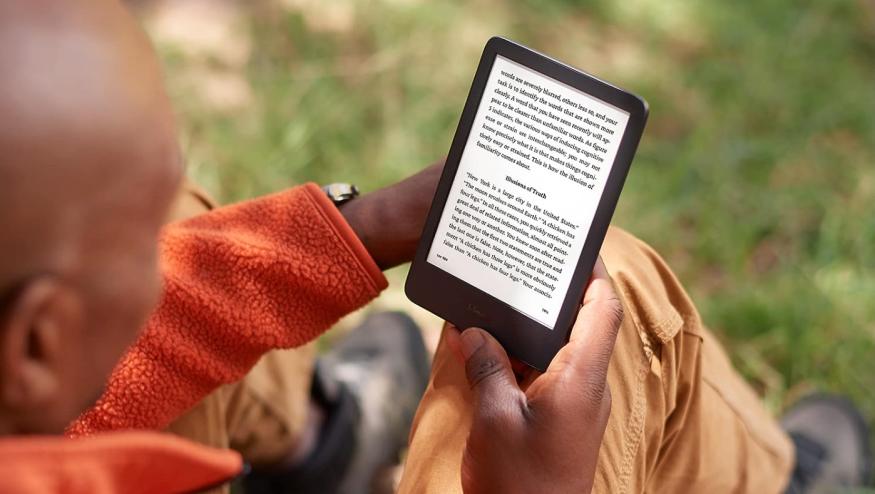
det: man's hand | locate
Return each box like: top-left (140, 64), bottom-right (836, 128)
top-left (448, 257), bottom-right (623, 494)
top-left (339, 159), bottom-right (444, 270)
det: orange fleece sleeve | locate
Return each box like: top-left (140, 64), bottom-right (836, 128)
top-left (67, 183), bottom-right (388, 436)
top-left (0, 432), bottom-right (242, 494)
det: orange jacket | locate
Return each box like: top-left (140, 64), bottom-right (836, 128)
top-left (0, 184), bottom-right (387, 493)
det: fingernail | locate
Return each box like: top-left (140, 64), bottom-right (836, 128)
top-left (460, 329), bottom-right (485, 359)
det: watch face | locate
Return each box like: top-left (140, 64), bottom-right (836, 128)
top-left (322, 183), bottom-right (359, 205)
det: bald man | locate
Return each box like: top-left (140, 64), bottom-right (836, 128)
top-left (0, 0), bottom-right (183, 434)
top-left (0, 1), bottom-right (619, 492)
top-left (0, 0), bottom-right (632, 492)
top-left (0, 0), bottom-right (441, 491)
top-left (2, 1), bottom-right (868, 494)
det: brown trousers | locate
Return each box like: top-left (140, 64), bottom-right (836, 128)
top-left (167, 183), bottom-right (794, 494)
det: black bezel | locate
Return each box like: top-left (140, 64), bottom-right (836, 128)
top-left (405, 37), bottom-right (648, 370)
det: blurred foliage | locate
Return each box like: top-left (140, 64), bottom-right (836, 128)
top-left (149, 0), bottom-right (875, 418)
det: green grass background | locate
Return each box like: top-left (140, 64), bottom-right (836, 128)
top-left (148, 0), bottom-right (875, 420)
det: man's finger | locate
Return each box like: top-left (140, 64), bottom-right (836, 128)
top-left (552, 257), bottom-right (623, 385)
top-left (461, 328), bottom-right (523, 420)
top-left (573, 256), bottom-right (621, 340)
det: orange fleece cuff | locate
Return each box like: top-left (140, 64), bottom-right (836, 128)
top-left (301, 182), bottom-right (387, 291)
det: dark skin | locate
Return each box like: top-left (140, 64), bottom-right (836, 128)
top-left (0, 0), bottom-right (622, 491)
top-left (0, 0), bottom-right (183, 434)
top-left (340, 159), bottom-right (444, 270)
top-left (448, 258), bottom-right (623, 494)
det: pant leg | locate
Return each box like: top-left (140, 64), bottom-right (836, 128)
top-left (165, 347), bottom-right (317, 493)
top-left (224, 344), bottom-right (318, 467)
top-left (398, 227), bottom-right (793, 494)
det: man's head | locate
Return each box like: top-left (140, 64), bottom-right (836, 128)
top-left (0, 0), bottom-right (182, 434)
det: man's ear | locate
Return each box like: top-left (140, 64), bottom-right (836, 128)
top-left (0, 277), bottom-right (79, 415)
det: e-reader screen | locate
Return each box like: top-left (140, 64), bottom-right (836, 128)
top-left (425, 55), bottom-right (631, 328)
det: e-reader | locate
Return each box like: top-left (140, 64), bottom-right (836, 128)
top-left (405, 37), bottom-right (648, 370)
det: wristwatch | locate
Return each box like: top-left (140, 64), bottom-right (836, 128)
top-left (321, 182), bottom-right (360, 206)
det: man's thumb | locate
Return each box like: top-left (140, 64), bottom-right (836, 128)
top-left (460, 328), bottom-right (518, 406)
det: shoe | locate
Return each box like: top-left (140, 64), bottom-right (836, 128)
top-left (782, 394), bottom-right (872, 494)
top-left (244, 311), bottom-right (430, 494)
top-left (317, 311), bottom-right (431, 494)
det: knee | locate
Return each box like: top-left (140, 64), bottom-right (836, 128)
top-left (601, 227), bottom-right (700, 345)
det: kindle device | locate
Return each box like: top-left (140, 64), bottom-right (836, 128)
top-left (405, 37), bottom-right (648, 370)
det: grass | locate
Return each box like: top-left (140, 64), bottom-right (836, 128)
top-left (147, 0), bottom-right (875, 421)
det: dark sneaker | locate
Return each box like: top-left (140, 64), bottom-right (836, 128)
top-left (244, 311), bottom-right (430, 494)
top-left (782, 394), bottom-right (872, 494)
